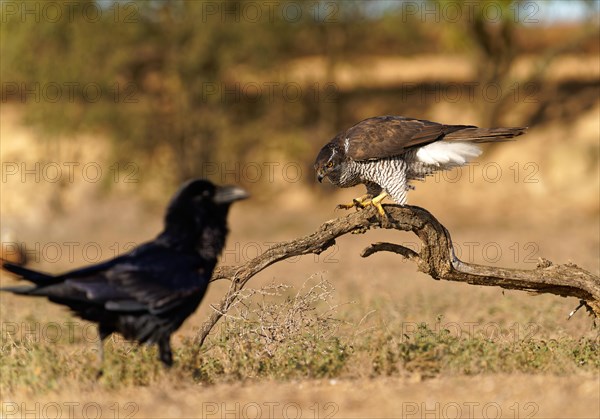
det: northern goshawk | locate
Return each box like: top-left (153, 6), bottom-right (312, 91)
top-left (314, 116), bottom-right (527, 215)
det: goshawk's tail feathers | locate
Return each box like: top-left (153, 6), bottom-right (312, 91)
top-left (444, 127), bottom-right (527, 143)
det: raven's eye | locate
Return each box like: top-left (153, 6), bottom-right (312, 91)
top-left (326, 161), bottom-right (334, 168)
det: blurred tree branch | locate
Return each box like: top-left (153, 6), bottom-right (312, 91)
top-left (199, 206), bottom-right (599, 345)
top-left (440, 0), bottom-right (600, 126)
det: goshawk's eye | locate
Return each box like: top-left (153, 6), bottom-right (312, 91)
top-left (327, 162), bottom-right (334, 168)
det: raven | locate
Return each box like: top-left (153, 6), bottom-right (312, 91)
top-left (1, 179), bottom-right (248, 367)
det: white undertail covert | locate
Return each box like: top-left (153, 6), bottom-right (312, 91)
top-left (416, 141), bottom-right (482, 168)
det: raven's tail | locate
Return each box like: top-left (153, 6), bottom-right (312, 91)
top-left (1, 261), bottom-right (62, 288)
top-left (444, 127), bottom-right (528, 143)
top-left (0, 284), bottom-right (38, 294)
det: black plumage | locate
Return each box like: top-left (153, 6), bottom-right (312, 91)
top-left (1, 179), bottom-right (248, 367)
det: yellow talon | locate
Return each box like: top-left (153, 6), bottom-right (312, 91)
top-left (336, 194), bottom-right (372, 210)
top-left (371, 192), bottom-right (389, 217)
top-left (337, 192), bottom-right (388, 216)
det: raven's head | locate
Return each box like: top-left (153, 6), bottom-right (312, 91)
top-left (161, 179), bottom-right (248, 255)
top-left (314, 140), bottom-right (345, 185)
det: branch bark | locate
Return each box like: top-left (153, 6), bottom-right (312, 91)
top-left (198, 205), bottom-right (600, 345)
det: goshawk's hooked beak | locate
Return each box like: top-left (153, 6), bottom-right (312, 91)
top-left (315, 167), bottom-right (325, 183)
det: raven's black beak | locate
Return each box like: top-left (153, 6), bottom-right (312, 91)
top-left (214, 185), bottom-right (249, 204)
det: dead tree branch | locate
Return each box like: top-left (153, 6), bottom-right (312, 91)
top-left (198, 205), bottom-right (600, 345)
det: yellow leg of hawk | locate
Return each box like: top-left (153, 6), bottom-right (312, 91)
top-left (341, 192), bottom-right (388, 216)
top-left (369, 191), bottom-right (389, 217)
top-left (336, 194), bottom-right (372, 210)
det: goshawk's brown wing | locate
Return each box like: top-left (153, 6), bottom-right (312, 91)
top-left (339, 116), bottom-right (475, 161)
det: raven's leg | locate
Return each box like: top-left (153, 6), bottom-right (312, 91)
top-left (96, 326), bottom-right (111, 378)
top-left (158, 337), bottom-right (173, 367)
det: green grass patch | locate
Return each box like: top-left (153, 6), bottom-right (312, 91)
top-left (366, 322), bottom-right (599, 378)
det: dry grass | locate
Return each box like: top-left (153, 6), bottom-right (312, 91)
top-left (2, 277), bottom-right (598, 394)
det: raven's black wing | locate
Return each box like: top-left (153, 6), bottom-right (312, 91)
top-left (97, 243), bottom-right (210, 314)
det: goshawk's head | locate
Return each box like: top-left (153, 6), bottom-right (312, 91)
top-left (314, 140), bottom-right (345, 184)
